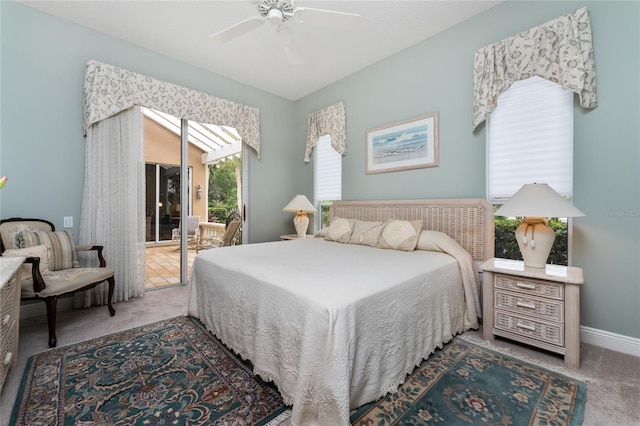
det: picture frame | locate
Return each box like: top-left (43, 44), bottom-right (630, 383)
top-left (365, 112), bottom-right (439, 174)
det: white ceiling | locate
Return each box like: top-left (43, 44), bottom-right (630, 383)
top-left (19, 0), bottom-right (504, 101)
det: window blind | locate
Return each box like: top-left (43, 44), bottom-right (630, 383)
top-left (314, 135), bottom-right (342, 202)
top-left (488, 76), bottom-right (574, 202)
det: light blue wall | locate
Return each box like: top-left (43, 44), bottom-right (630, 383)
top-left (1, 1), bottom-right (638, 340)
top-left (295, 1), bottom-right (640, 339)
top-left (0, 1), bottom-right (298, 244)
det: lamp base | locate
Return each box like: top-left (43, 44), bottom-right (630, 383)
top-left (515, 217), bottom-right (555, 268)
top-left (293, 212), bottom-right (309, 237)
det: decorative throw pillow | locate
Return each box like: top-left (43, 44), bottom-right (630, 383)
top-left (0, 223), bottom-right (37, 250)
top-left (22, 230), bottom-right (79, 271)
top-left (377, 219), bottom-right (422, 252)
top-left (349, 220), bottom-right (385, 247)
top-left (325, 217), bottom-right (356, 243)
top-left (416, 230), bottom-right (456, 252)
top-left (2, 244), bottom-right (51, 280)
top-left (314, 228), bottom-right (328, 238)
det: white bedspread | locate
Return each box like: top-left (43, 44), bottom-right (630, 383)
top-left (188, 238), bottom-right (479, 426)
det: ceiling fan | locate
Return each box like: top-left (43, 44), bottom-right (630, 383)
top-left (209, 0), bottom-right (362, 44)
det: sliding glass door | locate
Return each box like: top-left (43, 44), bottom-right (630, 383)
top-left (145, 164), bottom-right (191, 243)
top-left (143, 107), bottom-right (247, 289)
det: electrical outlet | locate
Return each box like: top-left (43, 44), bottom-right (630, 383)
top-left (63, 216), bottom-right (73, 228)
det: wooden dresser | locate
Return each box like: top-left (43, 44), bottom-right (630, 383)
top-left (482, 258), bottom-right (584, 369)
top-left (1, 256), bottom-right (24, 393)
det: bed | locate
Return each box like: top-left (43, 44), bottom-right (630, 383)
top-left (187, 198), bottom-right (494, 425)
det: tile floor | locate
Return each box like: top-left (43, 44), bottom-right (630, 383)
top-left (145, 243), bottom-right (197, 289)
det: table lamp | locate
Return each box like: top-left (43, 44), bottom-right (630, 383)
top-left (283, 195), bottom-right (317, 237)
top-left (494, 183), bottom-right (585, 268)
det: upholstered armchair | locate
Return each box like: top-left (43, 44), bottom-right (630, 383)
top-left (0, 218), bottom-right (115, 347)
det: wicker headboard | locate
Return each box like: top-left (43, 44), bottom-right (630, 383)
top-left (329, 199), bottom-right (495, 262)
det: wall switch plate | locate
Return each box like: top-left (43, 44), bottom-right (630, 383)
top-left (63, 216), bottom-right (73, 228)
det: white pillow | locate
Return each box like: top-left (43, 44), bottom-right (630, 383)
top-left (3, 244), bottom-right (51, 280)
top-left (325, 217), bottom-right (355, 243)
top-left (416, 230), bottom-right (456, 252)
top-left (349, 220), bottom-right (385, 247)
top-left (377, 219), bottom-right (422, 252)
top-left (314, 228), bottom-right (328, 238)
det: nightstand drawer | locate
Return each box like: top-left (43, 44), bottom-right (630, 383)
top-left (0, 322), bottom-right (16, 388)
top-left (494, 290), bottom-right (564, 322)
top-left (495, 274), bottom-right (564, 300)
top-left (495, 310), bottom-right (564, 346)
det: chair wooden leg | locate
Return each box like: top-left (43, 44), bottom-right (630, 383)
top-left (106, 276), bottom-right (116, 317)
top-left (44, 296), bottom-right (58, 348)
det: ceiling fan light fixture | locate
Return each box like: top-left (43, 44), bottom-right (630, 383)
top-left (267, 8), bottom-right (283, 25)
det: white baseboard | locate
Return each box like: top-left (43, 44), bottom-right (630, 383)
top-left (581, 326), bottom-right (640, 357)
top-left (20, 302), bottom-right (640, 358)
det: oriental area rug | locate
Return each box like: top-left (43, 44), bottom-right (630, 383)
top-left (350, 338), bottom-right (587, 426)
top-left (12, 317), bottom-right (586, 426)
top-left (11, 316), bottom-right (288, 426)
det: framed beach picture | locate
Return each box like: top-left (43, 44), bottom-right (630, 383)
top-left (365, 112), bottom-right (439, 174)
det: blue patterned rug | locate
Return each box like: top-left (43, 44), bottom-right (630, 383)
top-left (11, 316), bottom-right (288, 425)
top-left (350, 338), bottom-right (587, 425)
top-left (11, 318), bottom-right (586, 426)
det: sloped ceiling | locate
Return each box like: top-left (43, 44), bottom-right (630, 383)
top-left (19, 0), bottom-right (503, 100)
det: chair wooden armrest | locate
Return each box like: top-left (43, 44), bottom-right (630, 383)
top-left (24, 256), bottom-right (46, 293)
top-left (76, 245), bottom-right (107, 267)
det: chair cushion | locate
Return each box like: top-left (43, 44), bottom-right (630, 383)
top-left (21, 267), bottom-right (114, 298)
top-left (23, 230), bottom-right (79, 271)
top-left (0, 221), bottom-right (52, 250)
top-left (2, 244), bottom-right (51, 280)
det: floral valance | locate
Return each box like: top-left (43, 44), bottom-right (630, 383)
top-left (83, 60), bottom-right (261, 157)
top-left (472, 7), bottom-right (597, 131)
top-left (304, 101), bottom-right (346, 162)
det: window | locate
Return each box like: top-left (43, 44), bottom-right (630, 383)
top-left (488, 76), bottom-right (573, 265)
top-left (314, 135), bottom-right (342, 229)
top-left (488, 76), bottom-right (574, 201)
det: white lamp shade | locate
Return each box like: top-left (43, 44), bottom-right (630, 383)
top-left (283, 195), bottom-right (317, 213)
top-left (494, 183), bottom-right (585, 218)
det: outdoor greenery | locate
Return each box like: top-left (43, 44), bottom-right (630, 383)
top-left (494, 215), bottom-right (568, 265)
top-left (320, 203), bottom-right (333, 228)
top-left (208, 156), bottom-right (241, 223)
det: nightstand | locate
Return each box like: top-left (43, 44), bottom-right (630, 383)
top-left (280, 234), bottom-right (314, 240)
top-left (481, 258), bottom-right (584, 369)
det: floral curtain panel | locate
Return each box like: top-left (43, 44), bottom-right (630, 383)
top-left (472, 7), bottom-right (597, 131)
top-left (305, 101), bottom-right (346, 162)
top-left (83, 60), bottom-right (262, 157)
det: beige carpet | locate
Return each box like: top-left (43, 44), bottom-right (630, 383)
top-left (1, 285), bottom-right (638, 425)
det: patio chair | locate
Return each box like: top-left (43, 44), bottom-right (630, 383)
top-left (196, 221), bottom-right (225, 252)
top-left (196, 211), bottom-right (242, 252)
top-left (0, 218), bottom-right (115, 348)
top-left (171, 215), bottom-right (200, 248)
top-left (197, 220), bottom-right (242, 250)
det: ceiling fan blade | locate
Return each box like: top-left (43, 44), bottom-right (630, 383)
top-left (277, 26), bottom-right (304, 66)
top-left (292, 7), bottom-right (361, 30)
top-left (210, 16), bottom-right (265, 44)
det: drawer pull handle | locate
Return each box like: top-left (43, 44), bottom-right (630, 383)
top-left (1, 315), bottom-right (10, 326)
top-left (3, 352), bottom-right (12, 365)
top-left (515, 281), bottom-right (536, 290)
top-left (516, 301), bottom-right (536, 310)
top-left (516, 322), bottom-right (536, 331)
